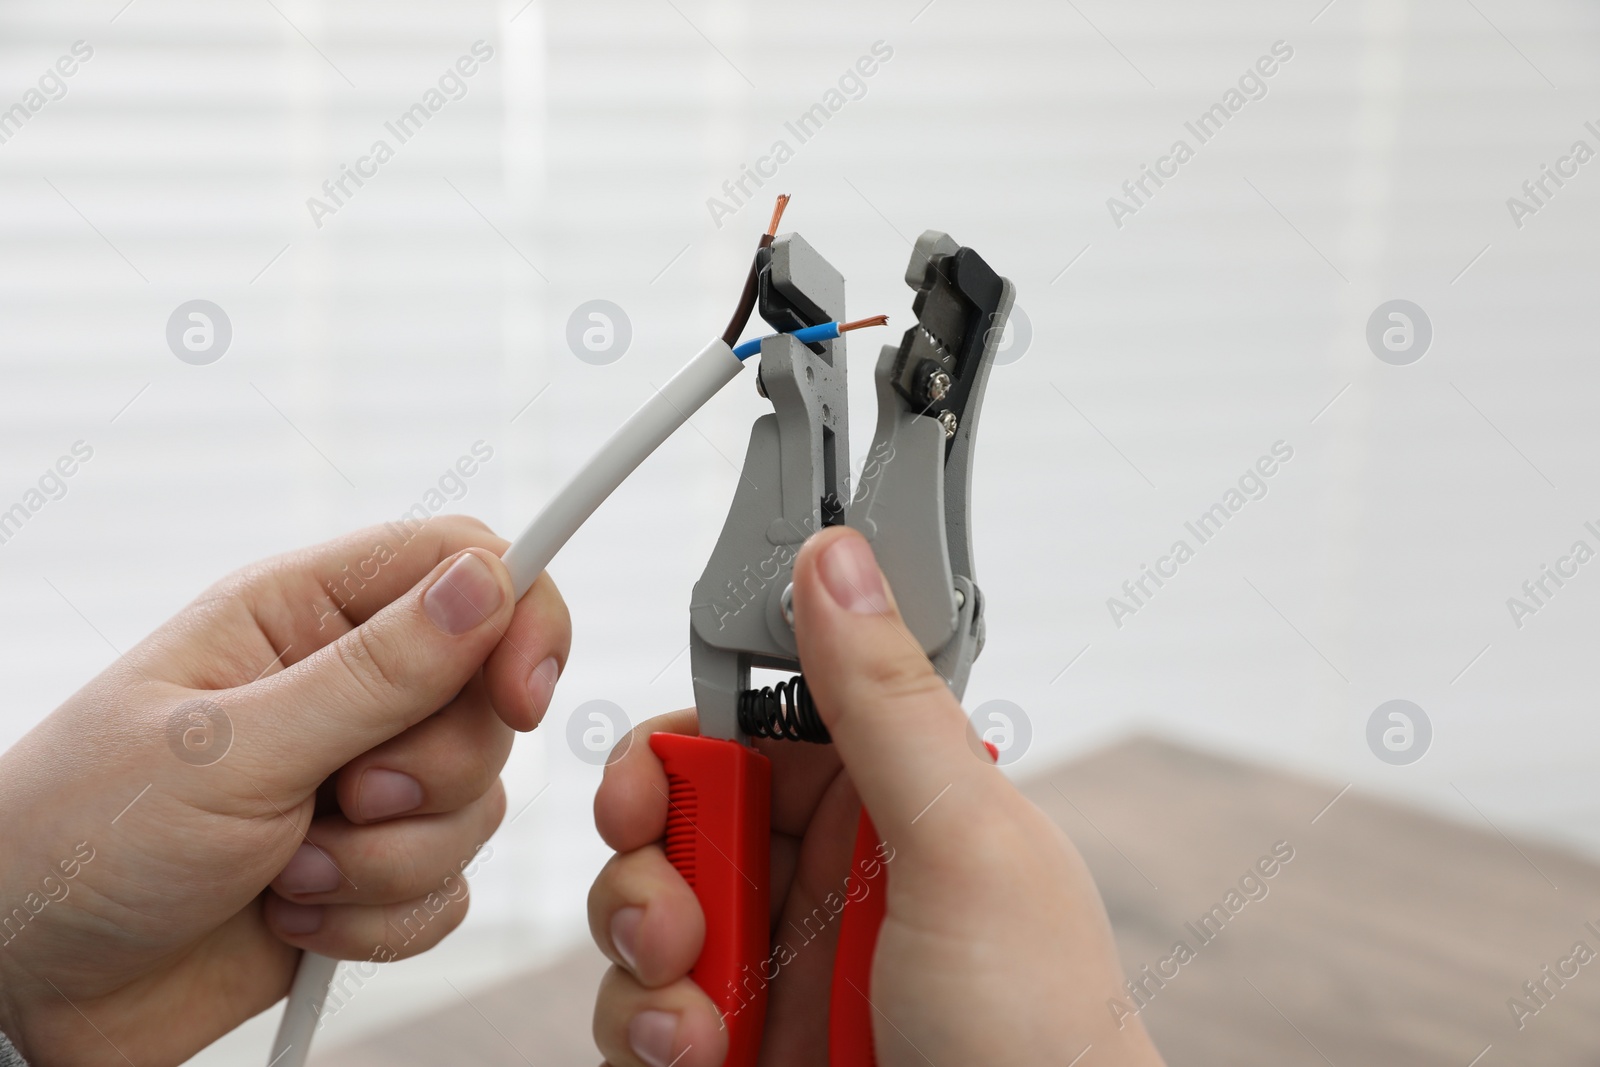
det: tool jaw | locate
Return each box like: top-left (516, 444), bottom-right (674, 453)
top-left (941, 250), bottom-right (1013, 629)
top-left (689, 232), bottom-right (849, 742)
top-left (850, 230), bottom-right (1014, 702)
top-left (759, 233), bottom-right (844, 360)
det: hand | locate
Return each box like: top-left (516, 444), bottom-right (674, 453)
top-left (586, 526), bottom-right (1165, 1066)
top-left (0, 516), bottom-right (570, 1067)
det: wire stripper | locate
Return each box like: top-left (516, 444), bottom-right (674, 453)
top-left (650, 225), bottom-right (1015, 1065)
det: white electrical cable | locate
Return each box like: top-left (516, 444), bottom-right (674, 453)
top-left (267, 951), bottom-right (337, 1066)
top-left (266, 338), bottom-right (743, 1067)
top-left (503, 338), bottom-right (745, 598)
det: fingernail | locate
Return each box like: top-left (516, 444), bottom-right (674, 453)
top-left (527, 656), bottom-right (560, 721)
top-left (628, 1010), bottom-right (679, 1067)
top-left (278, 842), bottom-right (341, 895)
top-left (819, 534), bottom-right (889, 614)
top-left (611, 906), bottom-right (644, 972)
top-left (358, 768), bottom-right (424, 820)
top-left (273, 899), bottom-right (323, 935)
top-left (423, 552), bottom-right (504, 636)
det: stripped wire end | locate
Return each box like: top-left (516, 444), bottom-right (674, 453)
top-left (765, 194), bottom-right (791, 239)
top-left (838, 314), bottom-right (889, 333)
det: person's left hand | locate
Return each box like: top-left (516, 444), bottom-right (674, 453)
top-left (0, 515), bottom-right (569, 1067)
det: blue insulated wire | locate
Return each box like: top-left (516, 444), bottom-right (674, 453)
top-left (733, 320), bottom-right (843, 360)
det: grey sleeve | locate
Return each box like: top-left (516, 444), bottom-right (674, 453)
top-left (0, 1029), bottom-right (27, 1067)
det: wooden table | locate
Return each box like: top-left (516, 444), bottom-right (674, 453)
top-left (321, 738), bottom-right (1600, 1066)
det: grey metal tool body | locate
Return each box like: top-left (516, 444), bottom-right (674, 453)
top-left (852, 229), bottom-right (1015, 699)
top-left (688, 227), bottom-right (1015, 742)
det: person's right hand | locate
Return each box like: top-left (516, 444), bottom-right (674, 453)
top-left (586, 526), bottom-right (1165, 1066)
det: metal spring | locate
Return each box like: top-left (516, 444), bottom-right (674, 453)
top-left (737, 674), bottom-right (831, 743)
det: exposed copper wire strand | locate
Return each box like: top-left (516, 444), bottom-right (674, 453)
top-left (765, 193), bottom-right (791, 238)
top-left (838, 314), bottom-right (889, 333)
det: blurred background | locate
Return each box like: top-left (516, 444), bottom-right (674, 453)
top-left (3, 0), bottom-right (1600, 1062)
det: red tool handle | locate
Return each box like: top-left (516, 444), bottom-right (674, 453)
top-left (649, 733), bottom-right (772, 1067)
top-left (828, 809), bottom-right (887, 1067)
top-left (829, 742), bottom-right (998, 1065)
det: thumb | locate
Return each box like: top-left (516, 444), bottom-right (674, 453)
top-left (791, 527), bottom-right (992, 850)
top-left (244, 547), bottom-right (516, 796)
